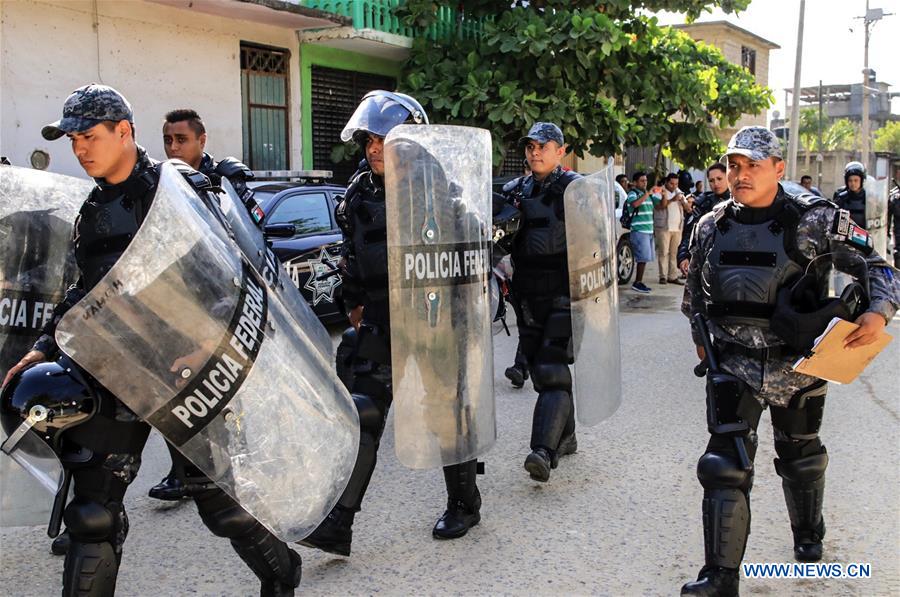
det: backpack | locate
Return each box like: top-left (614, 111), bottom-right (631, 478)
top-left (619, 201), bottom-right (635, 229)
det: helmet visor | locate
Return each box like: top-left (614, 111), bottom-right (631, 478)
top-left (1, 426), bottom-right (64, 496)
top-left (341, 94), bottom-right (414, 143)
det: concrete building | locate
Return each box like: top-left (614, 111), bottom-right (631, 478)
top-left (673, 20), bottom-right (780, 142)
top-left (0, 0), bottom-right (355, 178)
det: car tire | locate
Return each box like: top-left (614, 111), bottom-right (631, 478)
top-left (616, 234), bottom-right (634, 285)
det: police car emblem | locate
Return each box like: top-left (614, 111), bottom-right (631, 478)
top-left (301, 248), bottom-right (342, 305)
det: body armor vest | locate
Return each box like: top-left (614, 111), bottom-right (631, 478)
top-left (514, 171), bottom-right (579, 260)
top-left (701, 198), bottom-right (818, 328)
top-left (75, 168), bottom-right (158, 290)
top-left (345, 171), bottom-right (389, 291)
top-left (836, 188), bottom-right (866, 228)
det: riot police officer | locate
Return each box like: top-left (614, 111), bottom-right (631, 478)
top-left (677, 162), bottom-right (731, 274)
top-left (2, 84), bottom-right (301, 596)
top-left (887, 180), bottom-right (900, 268)
top-left (298, 90), bottom-right (483, 557)
top-left (149, 108), bottom-right (260, 502)
top-left (833, 161), bottom-right (868, 228)
top-left (680, 127), bottom-right (899, 596)
top-left (500, 122), bottom-right (581, 483)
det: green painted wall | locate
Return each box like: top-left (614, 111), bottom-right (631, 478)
top-left (299, 45), bottom-right (403, 168)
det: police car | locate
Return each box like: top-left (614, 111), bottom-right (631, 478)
top-left (249, 171), bottom-right (347, 324)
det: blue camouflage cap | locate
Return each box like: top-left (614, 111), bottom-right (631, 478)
top-left (519, 122), bottom-right (564, 147)
top-left (723, 126), bottom-right (782, 162)
top-left (42, 84), bottom-right (134, 141)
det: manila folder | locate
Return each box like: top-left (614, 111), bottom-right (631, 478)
top-left (792, 317), bottom-right (893, 384)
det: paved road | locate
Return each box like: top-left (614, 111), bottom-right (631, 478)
top-left (2, 276), bottom-right (898, 596)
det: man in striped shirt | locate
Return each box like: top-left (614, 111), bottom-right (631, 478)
top-left (625, 171), bottom-right (659, 293)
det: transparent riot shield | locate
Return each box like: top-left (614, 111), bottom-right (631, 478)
top-left (564, 167), bottom-right (622, 426)
top-left (217, 176), bottom-right (332, 359)
top-left (864, 175), bottom-right (889, 257)
top-left (0, 166), bottom-right (91, 526)
top-left (384, 125), bottom-right (495, 469)
top-left (55, 163), bottom-right (359, 541)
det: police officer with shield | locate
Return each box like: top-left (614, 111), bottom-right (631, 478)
top-left (500, 122), bottom-right (581, 483)
top-left (148, 108), bottom-right (260, 502)
top-left (678, 162), bottom-right (731, 275)
top-left (680, 127), bottom-right (899, 596)
top-left (833, 161), bottom-right (868, 228)
top-left (299, 91), bottom-right (484, 556)
top-left (1, 84), bottom-right (302, 596)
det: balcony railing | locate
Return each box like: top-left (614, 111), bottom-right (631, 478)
top-left (301, 1), bottom-right (484, 40)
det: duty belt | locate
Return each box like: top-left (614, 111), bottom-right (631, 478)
top-left (715, 341), bottom-right (796, 361)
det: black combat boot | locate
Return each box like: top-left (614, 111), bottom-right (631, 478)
top-left (524, 447), bottom-right (552, 482)
top-left (504, 364), bottom-right (528, 389)
top-left (258, 551), bottom-right (302, 597)
top-left (148, 472), bottom-right (188, 501)
top-left (681, 565), bottom-right (739, 596)
top-left (297, 506), bottom-right (355, 556)
top-left (775, 452), bottom-right (828, 563)
top-left (51, 530), bottom-right (70, 556)
top-left (433, 460), bottom-right (481, 539)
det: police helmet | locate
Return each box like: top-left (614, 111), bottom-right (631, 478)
top-left (844, 161), bottom-right (866, 183)
top-left (340, 90), bottom-right (428, 145)
top-left (1, 358), bottom-right (99, 456)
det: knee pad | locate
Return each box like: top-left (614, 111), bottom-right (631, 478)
top-left (697, 451), bottom-right (752, 491)
top-left (774, 450), bottom-right (829, 483)
top-left (195, 491), bottom-right (257, 539)
top-left (530, 362), bottom-right (571, 392)
top-left (352, 392), bottom-right (388, 435)
top-left (64, 497), bottom-right (117, 543)
top-left (335, 327), bottom-right (358, 389)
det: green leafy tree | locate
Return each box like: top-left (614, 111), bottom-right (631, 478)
top-left (822, 118), bottom-right (859, 151)
top-left (395, 0), bottom-right (772, 170)
top-left (874, 121), bottom-right (900, 155)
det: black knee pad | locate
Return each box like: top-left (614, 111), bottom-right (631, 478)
top-left (530, 362), bottom-right (571, 393)
top-left (774, 451), bottom-right (829, 483)
top-left (336, 327), bottom-right (358, 389)
top-left (195, 490), bottom-right (257, 539)
top-left (697, 451), bottom-right (752, 491)
top-left (64, 496), bottom-right (117, 543)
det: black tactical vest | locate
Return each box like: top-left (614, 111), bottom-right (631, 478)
top-left (345, 170), bottom-right (389, 290)
top-left (74, 165), bottom-right (158, 290)
top-left (835, 188), bottom-right (866, 228)
top-left (701, 194), bottom-right (828, 328)
top-left (514, 170), bottom-right (580, 259)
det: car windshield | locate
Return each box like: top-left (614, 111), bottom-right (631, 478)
top-left (253, 190), bottom-right (278, 213)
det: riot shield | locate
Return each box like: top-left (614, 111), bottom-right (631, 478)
top-left (55, 163), bottom-right (359, 541)
top-left (564, 167), bottom-right (622, 426)
top-left (0, 166), bottom-right (91, 526)
top-left (384, 125), bottom-right (495, 469)
top-left (864, 175), bottom-right (889, 257)
top-left (216, 176), bottom-right (332, 359)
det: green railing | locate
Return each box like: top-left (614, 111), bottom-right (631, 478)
top-left (303, 1), bottom-right (484, 40)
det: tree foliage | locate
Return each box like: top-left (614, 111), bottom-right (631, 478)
top-left (821, 118), bottom-right (859, 151)
top-left (397, 1), bottom-right (772, 170)
top-left (874, 121), bottom-right (900, 155)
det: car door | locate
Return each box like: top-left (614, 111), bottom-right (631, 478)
top-left (264, 189), bottom-right (346, 323)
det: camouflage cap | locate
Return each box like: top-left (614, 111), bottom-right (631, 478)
top-left (42, 84), bottom-right (134, 141)
top-left (519, 122), bottom-right (564, 147)
top-left (723, 126), bottom-right (782, 162)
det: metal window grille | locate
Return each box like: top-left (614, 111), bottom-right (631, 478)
top-left (310, 65), bottom-right (396, 185)
top-left (741, 46), bottom-right (756, 76)
top-left (499, 142), bottom-right (526, 177)
top-left (241, 44), bottom-right (290, 170)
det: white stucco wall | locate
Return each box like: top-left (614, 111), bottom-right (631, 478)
top-left (1, 0), bottom-right (304, 179)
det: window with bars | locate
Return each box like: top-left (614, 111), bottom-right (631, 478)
top-left (310, 65), bottom-right (396, 184)
top-left (241, 44), bottom-right (290, 170)
top-left (498, 142), bottom-right (527, 177)
top-left (741, 46), bottom-right (756, 75)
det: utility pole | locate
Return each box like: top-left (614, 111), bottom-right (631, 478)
top-left (787, 0), bottom-right (805, 181)
top-left (817, 80), bottom-right (824, 189)
top-left (856, 2), bottom-right (892, 170)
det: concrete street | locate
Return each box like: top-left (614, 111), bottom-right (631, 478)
top-left (2, 264), bottom-right (898, 596)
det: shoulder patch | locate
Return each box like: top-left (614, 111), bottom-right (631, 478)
top-left (786, 191), bottom-right (835, 211)
top-left (829, 208), bottom-right (874, 255)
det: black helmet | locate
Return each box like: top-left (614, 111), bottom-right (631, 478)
top-left (844, 161), bottom-right (866, 184)
top-left (340, 90), bottom-right (428, 145)
top-left (1, 358), bottom-right (98, 456)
